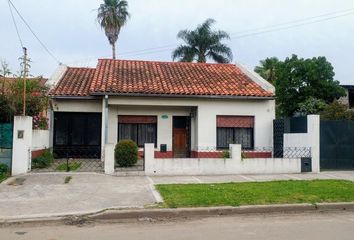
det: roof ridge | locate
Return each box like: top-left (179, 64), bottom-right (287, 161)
top-left (97, 58), bottom-right (235, 66)
top-left (67, 66), bottom-right (96, 70)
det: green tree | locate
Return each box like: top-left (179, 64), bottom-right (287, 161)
top-left (0, 60), bottom-right (11, 94)
top-left (97, 0), bottom-right (130, 60)
top-left (321, 101), bottom-right (353, 120)
top-left (254, 57), bottom-right (279, 84)
top-left (275, 55), bottom-right (345, 117)
top-left (8, 78), bottom-right (49, 117)
top-left (172, 19), bottom-right (233, 63)
top-left (297, 97), bottom-right (327, 116)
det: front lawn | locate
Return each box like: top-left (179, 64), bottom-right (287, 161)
top-left (156, 180), bottom-right (354, 208)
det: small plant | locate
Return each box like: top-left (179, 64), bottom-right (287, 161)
top-left (56, 162), bottom-right (81, 171)
top-left (222, 150), bottom-right (230, 159)
top-left (64, 176), bottom-right (72, 184)
top-left (32, 149), bottom-right (54, 169)
top-left (0, 163), bottom-right (9, 174)
top-left (241, 152), bottom-right (247, 161)
top-left (115, 140), bottom-right (138, 167)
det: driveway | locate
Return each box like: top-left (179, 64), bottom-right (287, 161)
top-left (0, 173), bottom-right (156, 220)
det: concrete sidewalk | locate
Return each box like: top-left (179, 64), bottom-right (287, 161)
top-left (0, 171), bottom-right (353, 221)
top-left (149, 171), bottom-right (354, 184)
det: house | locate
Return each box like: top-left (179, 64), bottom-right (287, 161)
top-left (48, 59), bottom-right (275, 159)
top-left (339, 85), bottom-right (354, 109)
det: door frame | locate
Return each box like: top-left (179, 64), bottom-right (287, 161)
top-left (172, 116), bottom-right (191, 158)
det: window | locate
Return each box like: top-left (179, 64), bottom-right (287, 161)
top-left (216, 116), bottom-right (254, 150)
top-left (118, 116), bottom-right (157, 147)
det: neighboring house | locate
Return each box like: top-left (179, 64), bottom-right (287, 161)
top-left (49, 59), bottom-right (275, 159)
top-left (339, 85), bottom-right (354, 109)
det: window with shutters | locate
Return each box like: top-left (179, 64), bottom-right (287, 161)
top-left (118, 116), bottom-right (157, 147)
top-left (216, 116), bottom-right (254, 150)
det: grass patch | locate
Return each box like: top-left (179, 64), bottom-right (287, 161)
top-left (0, 173), bottom-right (9, 183)
top-left (64, 176), bottom-right (72, 184)
top-left (56, 162), bottom-right (81, 171)
top-left (156, 180), bottom-right (354, 208)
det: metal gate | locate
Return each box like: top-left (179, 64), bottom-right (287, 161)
top-left (0, 123), bottom-right (13, 169)
top-left (320, 120), bottom-right (354, 170)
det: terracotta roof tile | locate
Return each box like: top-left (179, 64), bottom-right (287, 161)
top-left (90, 59), bottom-right (273, 97)
top-left (51, 59), bottom-right (274, 98)
top-left (50, 67), bottom-right (95, 96)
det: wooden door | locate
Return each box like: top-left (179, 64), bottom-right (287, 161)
top-left (173, 116), bottom-right (190, 158)
top-left (173, 128), bottom-right (187, 158)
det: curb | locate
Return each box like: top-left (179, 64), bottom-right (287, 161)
top-left (89, 203), bottom-right (354, 221)
top-left (1, 202), bottom-right (353, 225)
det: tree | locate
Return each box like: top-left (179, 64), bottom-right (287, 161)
top-left (97, 0), bottom-right (130, 60)
top-left (297, 97), bottom-right (327, 116)
top-left (172, 19), bottom-right (233, 63)
top-left (254, 57), bottom-right (279, 84)
top-left (321, 101), bottom-right (353, 121)
top-left (275, 55), bottom-right (345, 117)
top-left (0, 60), bottom-right (11, 94)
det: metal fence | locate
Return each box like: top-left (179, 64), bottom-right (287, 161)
top-left (243, 147), bottom-right (311, 159)
top-left (31, 147), bottom-right (104, 173)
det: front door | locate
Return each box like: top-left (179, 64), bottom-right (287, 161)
top-left (173, 116), bottom-right (190, 158)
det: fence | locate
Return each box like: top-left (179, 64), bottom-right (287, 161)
top-left (31, 147), bottom-right (104, 173)
top-left (0, 123), bottom-right (13, 169)
top-left (144, 144), bottom-right (312, 176)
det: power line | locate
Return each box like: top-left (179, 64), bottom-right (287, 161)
top-left (70, 7), bottom-right (354, 63)
top-left (119, 9), bottom-right (354, 58)
top-left (230, 7), bottom-right (354, 35)
top-left (8, 0), bottom-right (61, 64)
top-left (8, 0), bottom-right (23, 49)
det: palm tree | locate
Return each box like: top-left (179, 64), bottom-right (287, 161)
top-left (254, 57), bottom-right (279, 84)
top-left (97, 0), bottom-right (130, 60)
top-left (172, 19), bottom-right (233, 63)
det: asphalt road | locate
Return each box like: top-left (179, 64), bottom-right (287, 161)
top-left (1, 211), bottom-right (354, 240)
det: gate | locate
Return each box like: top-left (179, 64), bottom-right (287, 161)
top-left (0, 123), bottom-right (13, 169)
top-left (320, 120), bottom-right (354, 170)
top-left (273, 116), bottom-right (308, 157)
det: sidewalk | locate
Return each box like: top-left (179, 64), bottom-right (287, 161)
top-left (0, 171), bottom-right (353, 221)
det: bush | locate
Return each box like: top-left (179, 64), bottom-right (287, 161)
top-left (222, 150), bottom-right (230, 159)
top-left (0, 163), bottom-right (8, 174)
top-left (32, 149), bottom-right (54, 169)
top-left (115, 140), bottom-right (138, 167)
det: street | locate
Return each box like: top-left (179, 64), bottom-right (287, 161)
top-left (1, 211), bottom-right (354, 240)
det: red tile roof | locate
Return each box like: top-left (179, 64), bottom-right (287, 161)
top-left (51, 59), bottom-right (274, 98)
top-left (50, 67), bottom-right (95, 96)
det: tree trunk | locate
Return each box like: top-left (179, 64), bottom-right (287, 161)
top-left (112, 43), bottom-right (116, 60)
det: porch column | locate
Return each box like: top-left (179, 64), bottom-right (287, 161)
top-left (101, 96), bottom-right (107, 159)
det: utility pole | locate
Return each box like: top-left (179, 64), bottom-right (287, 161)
top-left (22, 47), bottom-right (28, 116)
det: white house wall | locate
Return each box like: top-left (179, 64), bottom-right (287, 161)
top-left (52, 96), bottom-right (275, 151)
top-left (108, 105), bottom-right (192, 151)
top-left (108, 96), bottom-right (275, 149)
top-left (52, 99), bottom-right (102, 112)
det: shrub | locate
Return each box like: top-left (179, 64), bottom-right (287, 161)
top-left (222, 150), bottom-right (230, 159)
top-left (0, 163), bottom-right (8, 174)
top-left (115, 140), bottom-right (138, 167)
top-left (32, 149), bottom-right (54, 169)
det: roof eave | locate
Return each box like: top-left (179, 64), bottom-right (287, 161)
top-left (90, 92), bottom-right (275, 100)
top-left (50, 95), bottom-right (102, 100)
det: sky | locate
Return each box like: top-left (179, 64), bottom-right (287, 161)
top-left (0, 0), bottom-right (354, 84)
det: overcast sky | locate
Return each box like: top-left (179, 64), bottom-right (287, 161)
top-left (1, 0), bottom-right (354, 84)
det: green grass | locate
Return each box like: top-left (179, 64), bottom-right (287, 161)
top-left (0, 173), bottom-right (9, 183)
top-left (56, 162), bottom-right (81, 171)
top-left (156, 180), bottom-right (354, 208)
